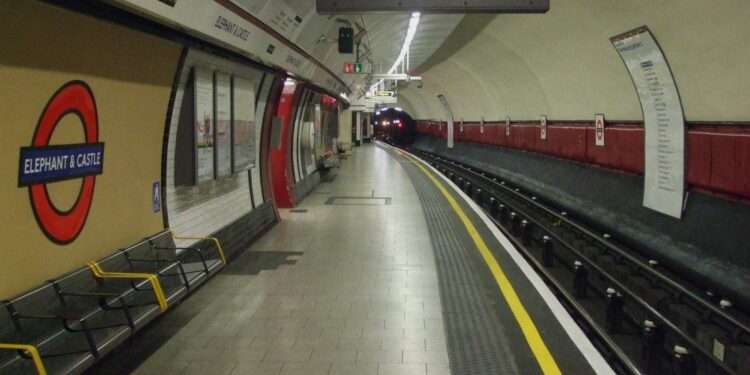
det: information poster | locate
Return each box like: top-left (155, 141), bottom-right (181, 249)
top-left (540, 115), bottom-right (547, 140)
top-left (233, 76), bottom-right (256, 172)
top-left (194, 68), bottom-right (214, 184)
top-left (214, 72), bottom-right (232, 178)
top-left (612, 26), bottom-right (685, 219)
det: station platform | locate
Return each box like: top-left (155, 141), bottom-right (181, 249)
top-left (91, 143), bottom-right (613, 375)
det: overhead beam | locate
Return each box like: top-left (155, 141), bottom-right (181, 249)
top-left (316, 0), bottom-right (549, 14)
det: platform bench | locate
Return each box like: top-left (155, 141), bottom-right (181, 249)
top-left (0, 230), bottom-right (225, 374)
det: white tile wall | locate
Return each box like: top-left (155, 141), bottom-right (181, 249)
top-left (165, 49), bottom-right (268, 246)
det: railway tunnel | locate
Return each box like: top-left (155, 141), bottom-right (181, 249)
top-left (1, 1), bottom-right (749, 374)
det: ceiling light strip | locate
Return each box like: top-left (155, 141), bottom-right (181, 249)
top-left (369, 12), bottom-right (421, 93)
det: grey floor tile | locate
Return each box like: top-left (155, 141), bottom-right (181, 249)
top-left (378, 363), bottom-right (427, 375)
top-left (279, 362), bottom-right (332, 375)
top-left (356, 350), bottom-right (404, 364)
top-left (231, 361), bottom-right (283, 375)
top-left (330, 362), bottom-right (379, 375)
top-left (403, 350), bottom-right (450, 365)
top-left (262, 347), bottom-right (314, 363)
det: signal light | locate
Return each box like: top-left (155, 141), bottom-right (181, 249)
top-left (338, 27), bottom-right (354, 53)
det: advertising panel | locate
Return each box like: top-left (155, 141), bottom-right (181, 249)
top-left (194, 68), bottom-right (214, 183)
top-left (233, 76), bottom-right (256, 171)
top-left (214, 72), bottom-right (233, 178)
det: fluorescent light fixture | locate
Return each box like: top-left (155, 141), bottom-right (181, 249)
top-left (375, 111), bottom-right (381, 115)
top-left (394, 107), bottom-right (403, 112)
top-left (369, 12), bottom-right (420, 93)
top-left (339, 92), bottom-right (348, 100)
top-left (284, 78), bottom-right (296, 86)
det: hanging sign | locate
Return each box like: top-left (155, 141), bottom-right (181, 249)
top-left (595, 114), bottom-right (605, 147)
top-left (612, 26), bottom-right (685, 219)
top-left (540, 115), bottom-right (547, 140)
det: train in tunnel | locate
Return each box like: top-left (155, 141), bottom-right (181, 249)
top-left (373, 107), bottom-right (418, 146)
top-left (1, 1), bottom-right (750, 375)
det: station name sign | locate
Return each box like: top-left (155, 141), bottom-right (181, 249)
top-left (18, 143), bottom-right (104, 186)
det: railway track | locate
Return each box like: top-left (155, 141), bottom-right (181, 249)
top-left (411, 148), bottom-right (750, 375)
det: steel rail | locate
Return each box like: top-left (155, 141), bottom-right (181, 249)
top-left (423, 151), bottom-right (750, 338)
top-left (420, 150), bottom-right (740, 375)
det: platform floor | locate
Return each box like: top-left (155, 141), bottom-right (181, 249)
top-left (92, 143), bottom-right (610, 375)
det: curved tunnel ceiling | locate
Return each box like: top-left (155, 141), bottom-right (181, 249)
top-left (396, 0), bottom-right (750, 122)
top-left (111, 0), bottom-right (749, 122)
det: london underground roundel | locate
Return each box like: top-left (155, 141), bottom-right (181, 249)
top-left (18, 81), bottom-right (105, 244)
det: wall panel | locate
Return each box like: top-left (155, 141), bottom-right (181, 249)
top-left (0, 2), bottom-right (182, 298)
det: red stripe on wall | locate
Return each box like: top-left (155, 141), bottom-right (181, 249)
top-left (416, 120), bottom-right (750, 201)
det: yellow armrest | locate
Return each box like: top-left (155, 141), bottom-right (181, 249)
top-left (86, 262), bottom-right (168, 311)
top-left (169, 231), bottom-right (227, 265)
top-left (0, 344), bottom-right (47, 375)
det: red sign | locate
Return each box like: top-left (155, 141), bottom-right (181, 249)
top-left (27, 81), bottom-right (100, 244)
top-left (343, 63), bottom-right (354, 73)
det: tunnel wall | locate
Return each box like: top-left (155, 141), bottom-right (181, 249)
top-left (411, 134), bottom-right (750, 307)
top-left (416, 120), bottom-right (750, 201)
top-left (0, 2), bottom-right (182, 298)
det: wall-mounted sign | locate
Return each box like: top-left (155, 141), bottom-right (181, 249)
top-left (506, 116), bottom-right (511, 137)
top-left (152, 181), bottom-right (161, 213)
top-left (612, 26), bottom-right (685, 219)
top-left (18, 81), bottom-right (103, 244)
top-left (258, 0), bottom-right (304, 41)
top-left (595, 114), bottom-right (605, 147)
top-left (480, 117), bottom-right (484, 134)
top-left (540, 115), bottom-right (547, 140)
top-left (344, 62), bottom-right (370, 74)
top-left (460, 119), bottom-right (464, 133)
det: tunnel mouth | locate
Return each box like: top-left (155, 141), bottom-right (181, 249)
top-left (373, 107), bottom-right (417, 146)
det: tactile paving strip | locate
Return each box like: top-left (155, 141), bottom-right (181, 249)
top-left (398, 157), bottom-right (537, 375)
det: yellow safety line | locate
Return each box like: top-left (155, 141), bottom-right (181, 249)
top-left (86, 262), bottom-right (169, 311)
top-left (401, 151), bottom-right (562, 375)
top-left (0, 343), bottom-right (47, 375)
top-left (170, 231), bottom-right (227, 265)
